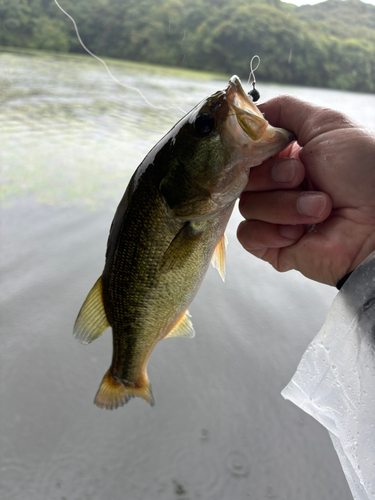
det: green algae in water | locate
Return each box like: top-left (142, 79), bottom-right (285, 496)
top-left (1, 50), bottom-right (226, 209)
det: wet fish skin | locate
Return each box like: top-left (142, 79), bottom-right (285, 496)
top-left (73, 76), bottom-right (294, 409)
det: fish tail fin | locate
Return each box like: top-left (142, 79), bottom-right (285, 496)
top-left (94, 370), bottom-right (155, 410)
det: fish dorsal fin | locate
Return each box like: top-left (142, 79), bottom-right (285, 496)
top-left (211, 233), bottom-right (227, 282)
top-left (165, 310), bottom-right (195, 338)
top-left (73, 276), bottom-right (110, 345)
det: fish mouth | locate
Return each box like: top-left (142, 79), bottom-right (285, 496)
top-left (225, 75), bottom-right (295, 153)
top-left (206, 76), bottom-right (295, 207)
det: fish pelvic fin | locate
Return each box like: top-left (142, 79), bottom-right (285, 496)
top-left (165, 310), bottom-right (195, 339)
top-left (94, 370), bottom-right (155, 410)
top-left (73, 276), bottom-right (110, 345)
top-left (211, 233), bottom-right (227, 282)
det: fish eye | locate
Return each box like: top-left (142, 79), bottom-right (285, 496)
top-left (194, 113), bottom-right (215, 137)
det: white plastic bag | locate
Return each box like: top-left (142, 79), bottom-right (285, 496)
top-left (282, 252), bottom-right (375, 500)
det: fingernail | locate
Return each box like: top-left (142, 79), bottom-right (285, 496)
top-left (272, 159), bottom-right (296, 183)
top-left (297, 193), bottom-right (326, 217)
top-left (279, 225), bottom-right (302, 240)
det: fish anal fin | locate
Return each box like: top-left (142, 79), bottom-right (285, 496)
top-left (211, 233), bottom-right (227, 282)
top-left (165, 310), bottom-right (195, 339)
top-left (94, 370), bottom-right (155, 409)
top-left (73, 276), bottom-right (110, 345)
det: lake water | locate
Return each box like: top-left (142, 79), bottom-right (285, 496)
top-left (2, 49), bottom-right (374, 500)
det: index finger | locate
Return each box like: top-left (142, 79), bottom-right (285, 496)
top-left (258, 95), bottom-right (358, 147)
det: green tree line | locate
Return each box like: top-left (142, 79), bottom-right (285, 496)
top-left (1, 0), bottom-right (375, 92)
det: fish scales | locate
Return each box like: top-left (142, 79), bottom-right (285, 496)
top-left (73, 76), bottom-right (295, 409)
top-left (103, 163), bottom-right (228, 385)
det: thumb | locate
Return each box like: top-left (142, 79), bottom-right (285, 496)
top-left (258, 95), bottom-right (358, 147)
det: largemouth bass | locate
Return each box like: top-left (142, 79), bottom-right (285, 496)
top-left (74, 76), bottom-right (294, 409)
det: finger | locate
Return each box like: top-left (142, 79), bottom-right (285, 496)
top-left (258, 95), bottom-right (358, 146)
top-left (243, 157), bottom-right (305, 192)
top-left (276, 140), bottom-right (302, 160)
top-left (238, 190), bottom-right (332, 225)
top-left (237, 220), bottom-right (305, 256)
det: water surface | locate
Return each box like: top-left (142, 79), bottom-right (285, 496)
top-left (3, 49), bottom-right (374, 500)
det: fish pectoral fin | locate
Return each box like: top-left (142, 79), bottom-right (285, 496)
top-left (165, 310), bottom-right (195, 339)
top-left (211, 233), bottom-right (227, 282)
top-left (94, 370), bottom-right (155, 409)
top-left (159, 222), bottom-right (203, 273)
top-left (73, 276), bottom-right (110, 345)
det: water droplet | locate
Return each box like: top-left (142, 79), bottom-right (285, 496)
top-left (172, 480), bottom-right (187, 497)
top-left (200, 429), bottom-right (209, 441)
top-left (226, 451), bottom-right (250, 477)
top-left (266, 486), bottom-right (276, 498)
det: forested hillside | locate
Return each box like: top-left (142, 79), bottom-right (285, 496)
top-left (294, 0), bottom-right (375, 39)
top-left (1, 0), bottom-right (374, 92)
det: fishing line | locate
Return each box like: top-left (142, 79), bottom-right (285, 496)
top-left (53, 0), bottom-right (186, 114)
top-left (247, 55), bottom-right (261, 102)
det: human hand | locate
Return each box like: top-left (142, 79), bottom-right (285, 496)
top-left (237, 95), bottom-right (375, 286)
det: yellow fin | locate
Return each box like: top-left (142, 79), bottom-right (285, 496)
top-left (166, 310), bottom-right (195, 339)
top-left (211, 233), bottom-right (227, 282)
top-left (73, 276), bottom-right (110, 345)
top-left (94, 370), bottom-right (155, 409)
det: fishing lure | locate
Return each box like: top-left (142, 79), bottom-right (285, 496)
top-left (247, 55), bottom-right (261, 102)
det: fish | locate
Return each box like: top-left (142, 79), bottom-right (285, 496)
top-left (73, 76), bottom-right (294, 409)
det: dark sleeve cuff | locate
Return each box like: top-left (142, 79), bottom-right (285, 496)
top-left (336, 271), bottom-right (353, 290)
